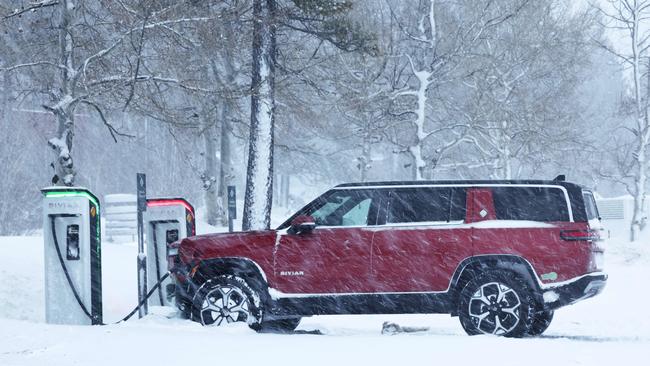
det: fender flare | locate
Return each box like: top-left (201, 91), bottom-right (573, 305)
top-left (448, 254), bottom-right (544, 310)
top-left (192, 257), bottom-right (270, 298)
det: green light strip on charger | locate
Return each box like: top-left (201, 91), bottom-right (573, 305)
top-left (44, 191), bottom-right (100, 209)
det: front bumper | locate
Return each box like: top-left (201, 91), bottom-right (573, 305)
top-left (542, 272), bottom-right (607, 310)
top-left (169, 261), bottom-right (195, 316)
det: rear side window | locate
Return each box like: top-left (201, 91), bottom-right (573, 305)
top-left (387, 188), bottom-right (465, 223)
top-left (492, 187), bottom-right (570, 222)
top-left (583, 191), bottom-right (599, 220)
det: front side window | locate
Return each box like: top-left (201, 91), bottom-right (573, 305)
top-left (341, 198), bottom-right (372, 226)
top-left (311, 195), bottom-right (351, 222)
top-left (308, 190), bottom-right (375, 227)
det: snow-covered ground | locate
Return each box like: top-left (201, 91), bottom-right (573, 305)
top-left (1, 232), bottom-right (649, 366)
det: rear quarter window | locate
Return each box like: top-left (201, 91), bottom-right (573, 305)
top-left (582, 191), bottom-right (599, 220)
top-left (492, 187), bottom-right (570, 222)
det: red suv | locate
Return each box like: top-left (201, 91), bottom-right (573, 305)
top-left (169, 178), bottom-right (606, 337)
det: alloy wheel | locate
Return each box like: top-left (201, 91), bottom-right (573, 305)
top-left (468, 281), bottom-right (521, 335)
top-left (200, 285), bottom-right (251, 326)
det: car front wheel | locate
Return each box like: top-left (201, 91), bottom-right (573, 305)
top-left (192, 275), bottom-right (263, 329)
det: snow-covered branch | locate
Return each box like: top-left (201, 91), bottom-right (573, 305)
top-left (1, 61), bottom-right (67, 73)
top-left (2, 0), bottom-right (58, 20)
top-left (79, 100), bottom-right (134, 143)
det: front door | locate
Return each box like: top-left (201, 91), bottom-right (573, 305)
top-left (274, 189), bottom-right (380, 294)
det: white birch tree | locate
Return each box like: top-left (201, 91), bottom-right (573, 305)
top-left (388, 0), bottom-right (527, 180)
top-left (243, 0), bottom-right (277, 231)
top-left (595, 0), bottom-right (650, 241)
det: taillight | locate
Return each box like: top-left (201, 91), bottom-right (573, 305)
top-left (560, 230), bottom-right (602, 241)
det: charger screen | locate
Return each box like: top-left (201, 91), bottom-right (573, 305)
top-left (66, 224), bottom-right (80, 260)
top-left (166, 229), bottom-right (179, 244)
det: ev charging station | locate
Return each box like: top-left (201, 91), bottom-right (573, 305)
top-left (42, 187), bottom-right (102, 325)
top-left (144, 198), bottom-right (195, 307)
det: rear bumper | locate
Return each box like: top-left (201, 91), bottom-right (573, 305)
top-left (542, 272), bottom-right (607, 310)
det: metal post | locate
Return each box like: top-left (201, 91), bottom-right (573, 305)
top-left (228, 185), bottom-right (236, 233)
top-left (136, 173), bottom-right (148, 317)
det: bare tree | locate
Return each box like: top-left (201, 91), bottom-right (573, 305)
top-left (595, 0), bottom-right (650, 241)
top-left (457, 1), bottom-right (593, 179)
top-left (1, 0), bottom-right (213, 186)
top-left (386, 0), bottom-right (527, 180)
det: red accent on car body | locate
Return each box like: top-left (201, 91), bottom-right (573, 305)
top-left (466, 188), bottom-right (496, 222)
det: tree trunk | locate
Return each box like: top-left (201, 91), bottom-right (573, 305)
top-left (218, 102), bottom-right (234, 227)
top-left (242, 0), bottom-right (277, 231)
top-left (49, 112), bottom-right (75, 185)
top-left (630, 128), bottom-right (649, 241)
top-left (408, 144), bottom-right (425, 180)
top-left (49, 0), bottom-right (77, 186)
top-left (630, 167), bottom-right (646, 242)
top-left (359, 135), bottom-right (371, 182)
top-left (202, 119), bottom-right (219, 226)
top-left (628, 35), bottom-right (649, 241)
top-left (409, 66), bottom-right (430, 181)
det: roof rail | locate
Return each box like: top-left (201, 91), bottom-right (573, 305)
top-left (553, 174), bottom-right (566, 182)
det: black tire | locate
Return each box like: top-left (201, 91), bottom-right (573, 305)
top-left (458, 270), bottom-right (536, 338)
top-left (258, 317), bottom-right (302, 333)
top-left (526, 310), bottom-right (554, 336)
top-left (192, 275), bottom-right (264, 330)
top-left (175, 295), bottom-right (192, 319)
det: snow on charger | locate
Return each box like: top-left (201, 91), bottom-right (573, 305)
top-left (42, 187), bottom-right (195, 325)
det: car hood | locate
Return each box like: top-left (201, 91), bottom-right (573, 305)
top-left (178, 229), bottom-right (278, 264)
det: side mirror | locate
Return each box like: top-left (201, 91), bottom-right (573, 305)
top-left (290, 215), bottom-right (316, 234)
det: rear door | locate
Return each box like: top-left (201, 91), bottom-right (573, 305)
top-left (370, 187), bottom-right (472, 292)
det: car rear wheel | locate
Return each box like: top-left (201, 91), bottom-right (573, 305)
top-left (458, 271), bottom-right (535, 338)
top-left (526, 310), bottom-right (554, 336)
